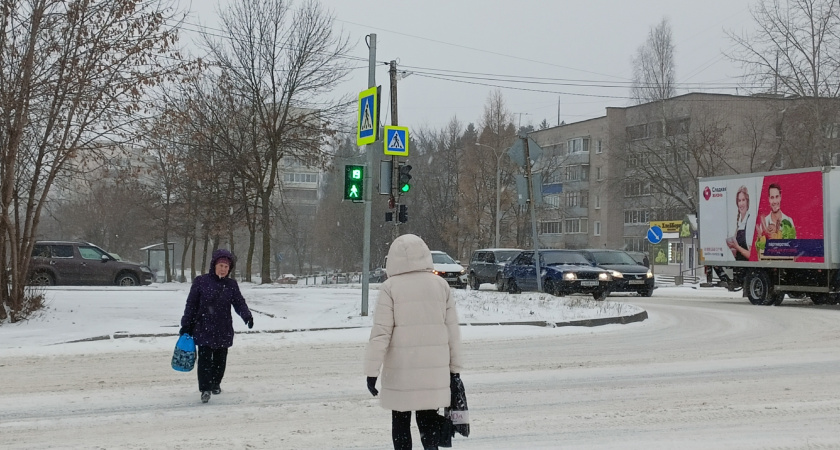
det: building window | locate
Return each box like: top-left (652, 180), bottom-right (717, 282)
top-left (595, 195), bottom-right (601, 209)
top-left (545, 194), bottom-right (561, 209)
top-left (597, 140), bottom-right (603, 153)
top-left (625, 180), bottom-right (651, 197)
top-left (580, 190), bottom-right (589, 208)
top-left (540, 221), bottom-right (562, 234)
top-left (564, 218), bottom-right (587, 234)
top-left (283, 172), bottom-right (318, 183)
top-left (567, 137), bottom-right (590, 154)
top-left (624, 209), bottom-right (649, 224)
top-left (566, 191), bottom-right (580, 207)
top-left (624, 237), bottom-right (649, 253)
top-left (594, 221), bottom-right (601, 236)
top-left (627, 124), bottom-right (648, 141)
top-left (596, 166), bottom-right (602, 180)
top-left (665, 118), bottom-right (690, 136)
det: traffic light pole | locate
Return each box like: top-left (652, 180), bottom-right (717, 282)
top-left (361, 34), bottom-right (376, 317)
top-left (389, 60), bottom-right (401, 242)
top-left (523, 136), bottom-right (542, 293)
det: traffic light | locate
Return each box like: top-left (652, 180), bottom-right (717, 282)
top-left (344, 165), bottom-right (364, 201)
top-left (398, 204), bottom-right (408, 223)
top-left (398, 164), bottom-right (413, 193)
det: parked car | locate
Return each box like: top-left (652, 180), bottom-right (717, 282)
top-left (28, 241), bottom-right (153, 286)
top-left (575, 249), bottom-right (655, 297)
top-left (278, 274), bottom-right (298, 284)
top-left (430, 251), bottom-right (467, 289)
top-left (503, 249), bottom-right (613, 300)
top-left (369, 267), bottom-right (388, 283)
top-left (467, 248), bottom-right (523, 291)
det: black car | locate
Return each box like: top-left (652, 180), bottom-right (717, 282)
top-left (28, 241), bottom-right (154, 286)
top-left (503, 250), bottom-right (614, 300)
top-left (575, 249), bottom-right (655, 297)
top-left (467, 248), bottom-right (523, 291)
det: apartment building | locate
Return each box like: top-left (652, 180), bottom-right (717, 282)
top-left (529, 92), bottom-right (839, 274)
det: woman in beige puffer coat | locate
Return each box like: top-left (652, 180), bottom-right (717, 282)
top-left (364, 234), bottom-right (463, 449)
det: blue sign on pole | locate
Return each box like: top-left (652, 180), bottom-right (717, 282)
top-left (384, 126), bottom-right (409, 156)
top-left (647, 225), bottom-right (664, 244)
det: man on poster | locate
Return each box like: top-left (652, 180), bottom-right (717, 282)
top-left (757, 183), bottom-right (796, 242)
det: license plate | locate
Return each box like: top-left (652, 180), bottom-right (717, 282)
top-left (580, 280), bottom-right (598, 286)
top-left (445, 277), bottom-right (456, 281)
top-left (628, 280), bottom-right (645, 284)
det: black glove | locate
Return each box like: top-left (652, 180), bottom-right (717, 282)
top-left (367, 376), bottom-right (379, 397)
top-left (246, 317), bottom-right (254, 329)
top-left (179, 325), bottom-right (192, 336)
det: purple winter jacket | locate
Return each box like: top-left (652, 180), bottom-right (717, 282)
top-left (180, 249), bottom-right (253, 349)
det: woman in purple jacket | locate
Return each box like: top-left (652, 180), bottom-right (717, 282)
top-left (180, 249), bottom-right (253, 403)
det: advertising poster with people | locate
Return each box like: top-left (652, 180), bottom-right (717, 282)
top-left (699, 170), bottom-right (824, 263)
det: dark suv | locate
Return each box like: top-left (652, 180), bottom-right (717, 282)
top-left (467, 248), bottom-right (523, 291)
top-left (29, 241), bottom-right (153, 286)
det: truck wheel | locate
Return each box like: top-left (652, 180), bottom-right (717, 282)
top-left (810, 293), bottom-right (830, 305)
top-left (495, 274), bottom-right (506, 292)
top-left (507, 278), bottom-right (520, 294)
top-left (745, 270), bottom-right (775, 305)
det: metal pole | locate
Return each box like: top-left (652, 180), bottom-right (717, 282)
top-left (390, 60), bottom-right (400, 242)
top-left (495, 152), bottom-right (501, 248)
top-left (523, 136), bottom-right (542, 293)
top-left (361, 34), bottom-right (376, 316)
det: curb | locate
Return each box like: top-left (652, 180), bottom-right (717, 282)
top-left (55, 310), bottom-right (648, 345)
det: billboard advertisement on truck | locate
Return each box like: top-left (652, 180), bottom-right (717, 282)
top-left (699, 169), bottom-right (825, 264)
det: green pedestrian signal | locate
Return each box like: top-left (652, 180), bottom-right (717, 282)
top-left (398, 164), bottom-right (412, 193)
top-left (344, 165), bottom-right (364, 201)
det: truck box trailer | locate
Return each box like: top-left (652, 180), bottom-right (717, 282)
top-left (698, 166), bottom-right (840, 305)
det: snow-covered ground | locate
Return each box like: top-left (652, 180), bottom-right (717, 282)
top-left (4, 282), bottom-right (840, 449)
top-left (0, 281), bottom-right (646, 354)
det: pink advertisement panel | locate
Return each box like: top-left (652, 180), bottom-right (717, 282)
top-left (752, 171), bottom-right (824, 263)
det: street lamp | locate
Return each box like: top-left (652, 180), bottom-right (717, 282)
top-left (476, 142), bottom-right (505, 248)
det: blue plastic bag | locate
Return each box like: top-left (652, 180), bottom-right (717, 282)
top-left (171, 334), bottom-right (196, 372)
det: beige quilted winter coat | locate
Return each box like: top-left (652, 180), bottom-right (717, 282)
top-left (364, 234), bottom-right (463, 411)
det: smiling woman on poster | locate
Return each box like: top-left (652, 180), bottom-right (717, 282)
top-left (726, 185), bottom-right (754, 261)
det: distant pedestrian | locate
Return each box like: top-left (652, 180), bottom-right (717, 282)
top-left (364, 234), bottom-right (463, 449)
top-left (180, 249), bottom-right (253, 403)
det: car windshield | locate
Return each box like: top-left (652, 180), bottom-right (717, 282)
top-left (592, 251), bottom-right (637, 265)
top-left (496, 251), bottom-right (520, 262)
top-left (432, 253), bottom-right (457, 264)
top-left (542, 251), bottom-right (590, 265)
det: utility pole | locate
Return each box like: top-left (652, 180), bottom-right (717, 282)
top-left (361, 34), bottom-right (376, 316)
top-left (523, 136), bottom-right (542, 293)
top-left (389, 60), bottom-right (400, 241)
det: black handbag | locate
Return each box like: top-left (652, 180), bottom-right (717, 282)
top-left (444, 374), bottom-right (470, 437)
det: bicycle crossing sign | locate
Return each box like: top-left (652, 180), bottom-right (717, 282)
top-left (357, 86), bottom-right (379, 146)
top-left (384, 126), bottom-right (409, 156)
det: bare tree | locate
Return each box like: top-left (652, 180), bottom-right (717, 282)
top-left (202, 0), bottom-right (351, 283)
top-left (631, 18), bottom-right (676, 104)
top-left (728, 0), bottom-right (840, 98)
top-left (0, 0), bottom-right (186, 321)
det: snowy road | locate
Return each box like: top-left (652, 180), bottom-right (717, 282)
top-left (3, 291), bottom-right (840, 449)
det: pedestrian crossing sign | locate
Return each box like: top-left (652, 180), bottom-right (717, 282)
top-left (357, 87), bottom-right (378, 146)
top-left (384, 126), bottom-right (409, 156)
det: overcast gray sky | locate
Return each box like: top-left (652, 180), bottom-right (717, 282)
top-left (180, 0), bottom-right (756, 131)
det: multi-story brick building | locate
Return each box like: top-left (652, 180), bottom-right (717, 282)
top-left (529, 92), bottom-right (840, 275)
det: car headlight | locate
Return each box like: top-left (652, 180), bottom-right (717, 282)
top-left (599, 272), bottom-right (613, 281)
top-left (610, 270), bottom-right (623, 279)
top-left (459, 269), bottom-right (465, 274)
top-left (646, 270), bottom-right (654, 278)
top-left (563, 272), bottom-right (577, 281)
top-left (140, 266), bottom-right (152, 273)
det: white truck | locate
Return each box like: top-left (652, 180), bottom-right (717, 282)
top-left (698, 166), bottom-right (840, 305)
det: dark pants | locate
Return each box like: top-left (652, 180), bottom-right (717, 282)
top-left (197, 346), bottom-right (228, 392)
top-left (392, 409), bottom-right (439, 450)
